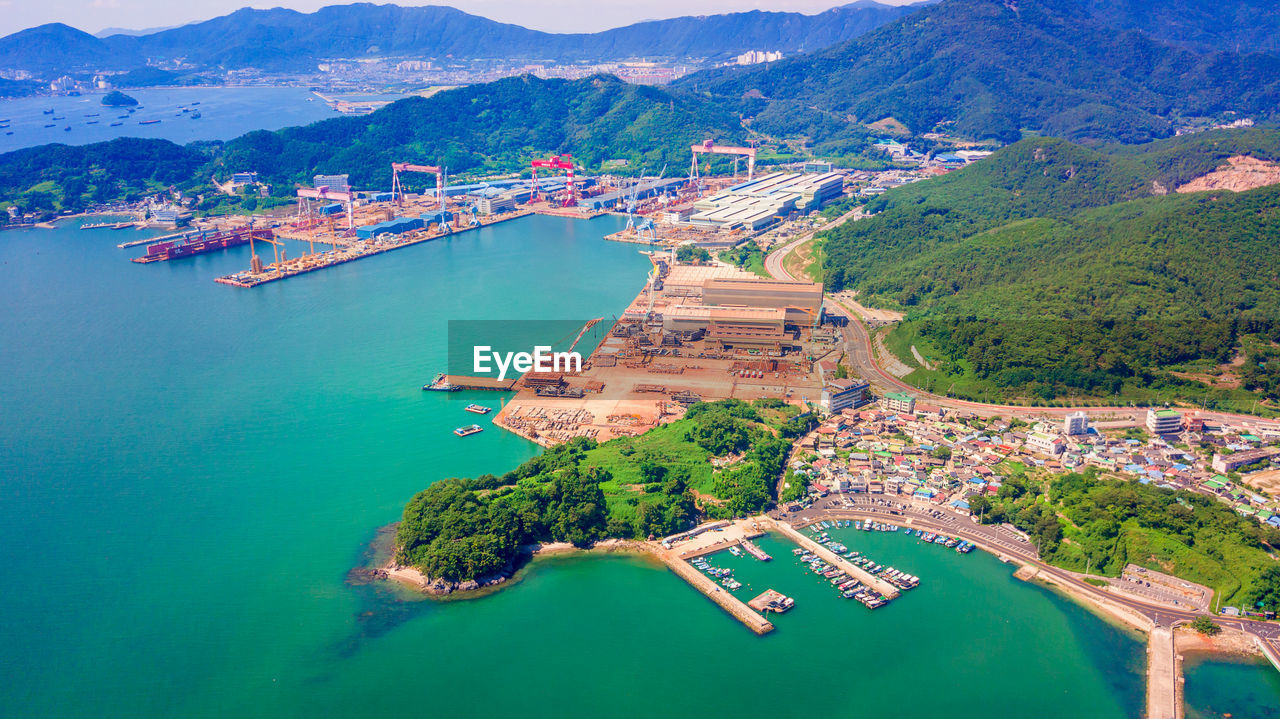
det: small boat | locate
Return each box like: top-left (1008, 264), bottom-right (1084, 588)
top-left (190, 111), bottom-right (201, 119)
top-left (423, 373), bottom-right (457, 391)
top-left (139, 119), bottom-right (160, 125)
top-left (42, 109), bottom-right (54, 114)
top-left (86, 120), bottom-right (99, 125)
top-left (190, 101), bottom-right (200, 106)
top-left (63, 126), bottom-right (71, 131)
top-left (109, 122), bottom-right (123, 127)
top-left (85, 113), bottom-right (99, 118)
top-left (454, 424), bottom-right (483, 437)
top-left (52, 116), bottom-right (64, 120)
top-left (464, 404), bottom-right (491, 415)
top-left (4, 131), bottom-right (11, 136)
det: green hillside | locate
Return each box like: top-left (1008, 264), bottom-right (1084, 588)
top-left (0, 75), bottom-right (742, 217)
top-left (821, 131), bottom-right (1280, 410)
top-left (678, 0), bottom-right (1280, 143)
top-left (395, 400), bottom-right (802, 583)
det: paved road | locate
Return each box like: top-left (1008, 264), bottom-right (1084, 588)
top-left (766, 235), bottom-right (1280, 429)
top-left (772, 496), bottom-right (1280, 645)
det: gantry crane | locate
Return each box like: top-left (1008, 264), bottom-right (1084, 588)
top-left (297, 186), bottom-right (355, 230)
top-left (391, 163), bottom-right (445, 209)
top-left (689, 139), bottom-right (757, 187)
top-left (531, 153), bottom-right (577, 207)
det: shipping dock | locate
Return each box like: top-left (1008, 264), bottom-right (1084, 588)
top-left (132, 227), bottom-right (275, 263)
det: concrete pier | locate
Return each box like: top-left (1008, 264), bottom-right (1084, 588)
top-left (1146, 626), bottom-right (1182, 719)
top-left (773, 520), bottom-right (900, 599)
top-left (659, 550), bottom-right (774, 635)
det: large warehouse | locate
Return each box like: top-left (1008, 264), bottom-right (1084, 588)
top-left (702, 277), bottom-right (824, 325)
top-left (686, 172), bottom-right (845, 230)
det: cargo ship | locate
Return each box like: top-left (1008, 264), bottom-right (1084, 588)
top-left (132, 227), bottom-right (274, 264)
top-left (422, 373), bottom-right (458, 392)
top-left (464, 404), bottom-right (492, 414)
top-left (454, 424), bottom-right (483, 437)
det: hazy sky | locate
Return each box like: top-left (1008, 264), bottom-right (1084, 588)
top-left (0, 0), bottom-right (921, 37)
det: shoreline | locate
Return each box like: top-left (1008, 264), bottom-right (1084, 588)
top-left (375, 536), bottom-right (657, 600)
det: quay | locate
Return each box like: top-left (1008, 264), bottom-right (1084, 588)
top-left (215, 210), bottom-right (530, 288)
top-left (774, 519), bottom-right (900, 599)
top-left (443, 375), bottom-right (517, 392)
top-left (118, 232), bottom-right (182, 249)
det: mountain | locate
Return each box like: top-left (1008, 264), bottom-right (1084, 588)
top-left (0, 75), bottom-right (741, 214)
top-left (819, 130), bottom-right (1280, 406)
top-left (1072, 0), bottom-right (1280, 55)
top-left (0, 23), bottom-right (137, 73)
top-left (0, 2), bottom-right (929, 76)
top-left (676, 0), bottom-right (1280, 143)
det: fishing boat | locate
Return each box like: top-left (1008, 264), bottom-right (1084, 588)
top-left (464, 403), bottom-right (491, 414)
top-left (422, 373), bottom-right (457, 391)
top-left (109, 122), bottom-right (123, 127)
top-left (453, 424), bottom-right (483, 437)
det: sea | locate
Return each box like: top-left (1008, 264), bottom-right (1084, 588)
top-left (1, 214), bottom-right (1277, 718)
top-left (0, 86), bottom-right (397, 154)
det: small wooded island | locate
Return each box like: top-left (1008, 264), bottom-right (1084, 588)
top-left (101, 90), bottom-right (138, 107)
top-left (392, 400), bottom-right (810, 593)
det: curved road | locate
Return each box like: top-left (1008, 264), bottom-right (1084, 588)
top-left (767, 231), bottom-right (1280, 429)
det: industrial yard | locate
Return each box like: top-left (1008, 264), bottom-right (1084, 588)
top-left (493, 252), bottom-right (843, 445)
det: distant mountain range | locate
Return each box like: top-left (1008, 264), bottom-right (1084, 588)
top-left (677, 0), bottom-right (1280, 143)
top-left (0, 1), bottom-right (929, 76)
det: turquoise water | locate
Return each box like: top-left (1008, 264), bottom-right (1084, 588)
top-left (0, 86), bottom-right (341, 153)
top-left (1185, 654), bottom-right (1280, 719)
top-left (1, 214), bottom-right (1275, 718)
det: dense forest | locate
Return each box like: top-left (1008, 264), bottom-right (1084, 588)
top-left (819, 130), bottom-right (1280, 407)
top-left (968, 469), bottom-right (1280, 608)
top-left (677, 0), bottom-right (1280, 144)
top-left (395, 400), bottom-right (806, 583)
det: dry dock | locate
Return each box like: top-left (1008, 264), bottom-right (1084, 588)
top-left (774, 520), bottom-right (900, 599)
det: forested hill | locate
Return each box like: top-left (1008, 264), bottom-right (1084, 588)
top-left (676, 0), bottom-right (1280, 144)
top-left (214, 75), bottom-right (743, 189)
top-left (0, 2), bottom-right (927, 75)
top-left (0, 75), bottom-right (743, 215)
top-left (821, 130), bottom-right (1280, 407)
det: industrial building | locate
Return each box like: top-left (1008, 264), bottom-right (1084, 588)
top-left (313, 174), bottom-right (350, 192)
top-left (355, 216), bottom-right (423, 240)
top-left (476, 197), bottom-right (517, 215)
top-left (662, 304), bottom-right (789, 350)
top-left (578, 178), bottom-right (685, 211)
top-left (686, 172), bottom-right (845, 231)
top-left (702, 277), bottom-right (823, 325)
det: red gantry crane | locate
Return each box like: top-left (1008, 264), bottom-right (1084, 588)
top-left (689, 139), bottom-right (757, 186)
top-left (391, 162), bottom-right (445, 209)
top-left (296, 185), bottom-right (356, 230)
top-left (531, 153), bottom-right (577, 207)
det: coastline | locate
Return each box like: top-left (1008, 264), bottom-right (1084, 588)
top-left (373, 533), bottom-right (657, 600)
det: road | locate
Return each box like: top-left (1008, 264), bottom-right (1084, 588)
top-left (766, 230), bottom-right (1280, 429)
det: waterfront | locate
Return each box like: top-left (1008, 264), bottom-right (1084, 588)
top-left (0, 215), bottom-right (1276, 718)
top-left (0, 86), bottom-right (349, 153)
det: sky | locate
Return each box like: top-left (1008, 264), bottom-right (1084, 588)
top-left (0, 0), bottom-right (922, 37)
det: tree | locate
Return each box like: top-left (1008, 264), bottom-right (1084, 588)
top-left (1245, 565), bottom-right (1280, 612)
top-left (931, 446), bottom-right (953, 461)
top-left (1190, 616), bottom-right (1221, 636)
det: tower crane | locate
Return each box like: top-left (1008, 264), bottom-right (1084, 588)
top-left (391, 162), bottom-right (446, 210)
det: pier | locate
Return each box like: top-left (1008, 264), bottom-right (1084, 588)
top-left (773, 520), bottom-right (900, 599)
top-left (1146, 626), bottom-right (1182, 719)
top-left (443, 375), bottom-right (517, 391)
top-left (659, 548), bottom-right (774, 635)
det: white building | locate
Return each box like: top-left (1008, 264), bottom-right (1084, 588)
top-left (1027, 432), bottom-right (1066, 456)
top-left (882, 392), bottom-right (915, 415)
top-left (1146, 408), bottom-right (1183, 435)
top-left (1064, 411), bottom-right (1089, 436)
top-left (735, 50), bottom-right (783, 65)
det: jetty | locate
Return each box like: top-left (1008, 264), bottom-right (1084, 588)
top-left (1146, 626), bottom-right (1182, 719)
top-left (660, 549), bottom-right (773, 635)
top-left (658, 519), bottom-right (775, 634)
top-left (442, 375), bottom-right (517, 392)
top-left (774, 520), bottom-right (900, 599)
